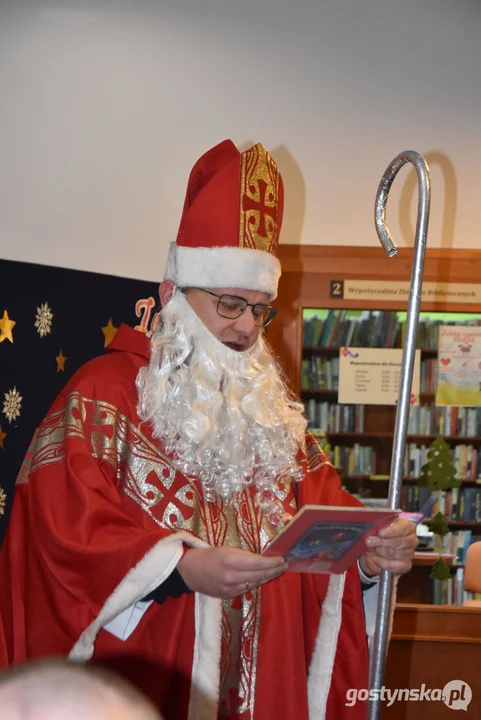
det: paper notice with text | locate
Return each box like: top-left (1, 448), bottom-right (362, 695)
top-left (338, 347), bottom-right (420, 406)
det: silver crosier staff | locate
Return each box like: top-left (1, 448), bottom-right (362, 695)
top-left (368, 151), bottom-right (431, 720)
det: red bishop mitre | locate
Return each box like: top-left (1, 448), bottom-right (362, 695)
top-left (164, 139), bottom-right (283, 299)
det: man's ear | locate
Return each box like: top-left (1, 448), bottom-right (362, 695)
top-left (158, 280), bottom-right (176, 308)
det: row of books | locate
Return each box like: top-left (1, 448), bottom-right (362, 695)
top-left (408, 405), bottom-right (481, 437)
top-left (303, 310), bottom-right (401, 349)
top-left (400, 485), bottom-right (481, 523)
top-left (301, 355), bottom-right (438, 393)
top-left (303, 310), bottom-right (480, 350)
top-left (331, 444), bottom-right (376, 476)
top-left (431, 487), bottom-right (481, 523)
top-left (437, 530), bottom-right (474, 565)
top-left (431, 569), bottom-right (466, 605)
top-left (327, 441), bottom-right (481, 484)
top-left (439, 406), bottom-right (481, 437)
top-left (305, 401), bottom-right (365, 432)
top-left (305, 401), bottom-right (481, 439)
top-left (407, 407), bottom-right (437, 436)
top-left (317, 437), bottom-right (481, 484)
top-left (301, 357), bottom-right (339, 391)
top-left (330, 450), bottom-right (481, 518)
top-left (400, 484), bottom-right (432, 513)
top-left (405, 443), bottom-right (481, 481)
top-left (393, 485), bottom-right (481, 523)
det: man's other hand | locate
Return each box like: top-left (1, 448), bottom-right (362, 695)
top-left (359, 517), bottom-right (419, 577)
top-left (177, 546), bottom-right (288, 598)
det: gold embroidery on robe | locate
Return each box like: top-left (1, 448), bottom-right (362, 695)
top-left (305, 433), bottom-right (331, 474)
top-left (14, 390), bottom-right (298, 719)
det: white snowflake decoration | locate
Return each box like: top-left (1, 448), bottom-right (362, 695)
top-left (35, 302), bottom-right (53, 337)
top-left (0, 487), bottom-right (6, 516)
top-left (3, 387), bottom-right (22, 424)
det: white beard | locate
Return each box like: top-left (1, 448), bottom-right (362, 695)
top-left (136, 291), bottom-right (307, 524)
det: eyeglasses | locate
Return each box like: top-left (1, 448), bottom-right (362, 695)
top-left (189, 288), bottom-right (277, 328)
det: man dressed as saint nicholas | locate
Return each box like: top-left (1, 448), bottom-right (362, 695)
top-left (0, 139), bottom-right (418, 720)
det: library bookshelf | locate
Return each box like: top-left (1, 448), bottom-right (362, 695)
top-left (268, 246), bottom-right (481, 606)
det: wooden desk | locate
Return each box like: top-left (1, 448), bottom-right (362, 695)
top-left (383, 604), bottom-right (481, 719)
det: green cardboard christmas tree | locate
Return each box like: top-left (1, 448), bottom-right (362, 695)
top-left (418, 435), bottom-right (460, 491)
top-left (417, 436), bottom-right (459, 580)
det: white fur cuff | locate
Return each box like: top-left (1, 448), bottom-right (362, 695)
top-left (68, 532), bottom-right (223, 720)
top-left (69, 532), bottom-right (208, 662)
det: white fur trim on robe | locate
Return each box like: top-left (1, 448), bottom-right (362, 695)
top-left (68, 531), bottom-right (223, 720)
top-left (307, 573), bottom-right (346, 720)
top-left (164, 242), bottom-right (282, 300)
top-left (306, 571), bottom-right (398, 719)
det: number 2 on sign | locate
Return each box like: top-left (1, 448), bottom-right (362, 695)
top-left (329, 280), bottom-right (344, 299)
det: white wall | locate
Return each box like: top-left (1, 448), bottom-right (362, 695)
top-left (0, 0), bottom-right (480, 282)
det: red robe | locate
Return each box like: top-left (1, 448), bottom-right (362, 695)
top-left (0, 325), bottom-right (371, 719)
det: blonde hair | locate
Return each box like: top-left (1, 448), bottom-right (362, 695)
top-left (0, 658), bottom-right (162, 720)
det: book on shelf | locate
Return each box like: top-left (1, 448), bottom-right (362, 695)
top-left (420, 357), bottom-right (438, 393)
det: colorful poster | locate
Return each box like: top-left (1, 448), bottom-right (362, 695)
top-left (338, 347), bottom-right (420, 406)
top-left (436, 326), bottom-right (481, 407)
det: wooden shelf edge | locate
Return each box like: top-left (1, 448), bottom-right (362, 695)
top-left (390, 632), bottom-right (481, 644)
top-left (303, 346), bottom-right (438, 356)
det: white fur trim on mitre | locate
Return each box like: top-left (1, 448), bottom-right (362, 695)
top-left (307, 573), bottom-right (346, 719)
top-left (164, 243), bottom-right (281, 300)
top-left (68, 532), bottom-right (223, 720)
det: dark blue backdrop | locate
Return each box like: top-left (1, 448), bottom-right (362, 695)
top-left (0, 258), bottom-right (159, 547)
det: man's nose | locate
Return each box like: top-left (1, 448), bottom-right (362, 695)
top-left (232, 307), bottom-right (257, 335)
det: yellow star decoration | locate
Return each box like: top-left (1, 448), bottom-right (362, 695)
top-left (0, 486), bottom-right (6, 516)
top-left (56, 350), bottom-right (67, 372)
top-left (0, 425), bottom-right (6, 449)
top-left (0, 310), bottom-right (16, 343)
top-left (101, 318), bottom-right (118, 348)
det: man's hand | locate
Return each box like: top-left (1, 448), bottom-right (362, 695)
top-left (177, 546), bottom-right (288, 599)
top-left (359, 518), bottom-right (419, 578)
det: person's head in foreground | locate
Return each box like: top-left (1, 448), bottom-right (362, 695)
top-left (136, 140), bottom-right (308, 520)
top-left (0, 658), bottom-right (162, 720)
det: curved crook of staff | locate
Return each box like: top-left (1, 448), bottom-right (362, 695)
top-left (369, 150), bottom-right (431, 720)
